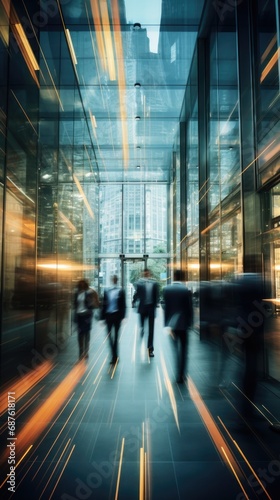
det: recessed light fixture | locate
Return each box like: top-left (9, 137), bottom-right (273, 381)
top-left (136, 145), bottom-right (141, 149)
top-left (136, 165), bottom-right (140, 169)
top-left (134, 82), bottom-right (141, 88)
top-left (133, 22), bottom-right (141, 30)
top-left (135, 116), bottom-right (141, 121)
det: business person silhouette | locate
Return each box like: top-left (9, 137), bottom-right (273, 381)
top-left (133, 268), bottom-right (159, 357)
top-left (163, 270), bottom-right (193, 383)
top-left (101, 275), bottom-right (126, 364)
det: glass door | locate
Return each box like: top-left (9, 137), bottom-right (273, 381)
top-left (122, 258), bottom-right (145, 308)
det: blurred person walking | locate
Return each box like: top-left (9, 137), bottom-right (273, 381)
top-left (163, 269), bottom-right (193, 383)
top-left (133, 268), bottom-right (159, 357)
top-left (233, 271), bottom-right (265, 416)
top-left (101, 275), bottom-right (126, 364)
top-left (73, 279), bottom-right (99, 360)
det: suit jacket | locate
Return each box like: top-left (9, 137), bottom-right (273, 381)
top-left (163, 282), bottom-right (193, 331)
top-left (133, 279), bottom-right (159, 314)
top-left (101, 286), bottom-right (126, 321)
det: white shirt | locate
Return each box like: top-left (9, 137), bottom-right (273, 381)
top-left (106, 287), bottom-right (120, 313)
top-left (77, 291), bottom-right (87, 314)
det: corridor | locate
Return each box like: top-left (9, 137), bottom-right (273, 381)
top-left (1, 307), bottom-right (280, 500)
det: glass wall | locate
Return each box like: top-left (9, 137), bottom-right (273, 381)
top-left (99, 184), bottom-right (168, 257)
top-left (99, 182), bottom-right (169, 298)
top-left (256, 0), bottom-right (280, 185)
top-left (207, 13), bottom-right (240, 281)
top-left (0, 1), bottom-right (99, 381)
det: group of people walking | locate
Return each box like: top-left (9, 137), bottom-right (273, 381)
top-left (73, 268), bottom-right (193, 383)
top-left (74, 268), bottom-right (266, 420)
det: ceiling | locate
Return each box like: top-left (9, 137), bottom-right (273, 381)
top-left (53, 0), bottom-right (206, 184)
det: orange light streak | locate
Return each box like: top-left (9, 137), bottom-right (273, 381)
top-left (139, 447), bottom-right (145, 500)
top-left (0, 360), bottom-right (53, 416)
top-left (160, 352), bottom-right (180, 431)
top-left (49, 444), bottom-right (76, 499)
top-left (99, 0), bottom-right (116, 80)
top-left (0, 445), bottom-right (33, 489)
top-left (90, 0), bottom-right (107, 70)
top-left (112, 0), bottom-right (129, 168)
top-left (218, 417), bottom-right (273, 500)
top-left (12, 21), bottom-right (40, 87)
top-left (32, 392), bottom-right (82, 481)
top-left (261, 35), bottom-right (277, 64)
top-left (188, 376), bottom-right (250, 497)
top-left (39, 438), bottom-right (72, 499)
top-left (5, 361), bottom-right (86, 461)
top-left (260, 48), bottom-right (280, 83)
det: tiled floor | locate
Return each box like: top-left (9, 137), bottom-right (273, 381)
top-left (1, 307), bottom-right (280, 499)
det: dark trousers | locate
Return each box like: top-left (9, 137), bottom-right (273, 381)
top-left (77, 313), bottom-right (92, 358)
top-left (140, 305), bottom-right (155, 350)
top-left (173, 330), bottom-right (188, 379)
top-left (106, 312), bottom-right (121, 361)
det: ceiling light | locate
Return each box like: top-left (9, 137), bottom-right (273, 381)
top-left (135, 116), bottom-right (141, 121)
top-left (136, 165), bottom-right (140, 169)
top-left (134, 82), bottom-right (141, 88)
top-left (133, 23), bottom-right (141, 30)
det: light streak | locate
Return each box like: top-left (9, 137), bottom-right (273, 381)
top-left (260, 48), bottom-right (280, 83)
top-left (139, 447), bottom-right (145, 500)
top-left (39, 438), bottom-right (72, 499)
top-left (218, 417), bottom-right (273, 500)
top-left (0, 360), bottom-right (53, 416)
top-left (49, 444), bottom-right (76, 499)
top-left (65, 28), bottom-right (77, 65)
top-left (73, 173), bottom-right (95, 220)
top-left (99, 0), bottom-right (116, 80)
top-left (188, 376), bottom-right (250, 495)
top-left (160, 352), bottom-right (180, 431)
top-left (3, 361), bottom-right (86, 461)
top-left (114, 438), bottom-right (125, 500)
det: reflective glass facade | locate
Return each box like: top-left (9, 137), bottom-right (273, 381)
top-left (0, 0), bottom-right (280, 385)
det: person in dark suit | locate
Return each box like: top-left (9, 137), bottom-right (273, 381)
top-left (163, 269), bottom-right (193, 383)
top-left (101, 275), bottom-right (126, 364)
top-left (74, 279), bottom-right (99, 360)
top-left (133, 268), bottom-right (159, 357)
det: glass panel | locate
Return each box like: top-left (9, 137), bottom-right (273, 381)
top-left (100, 185), bottom-right (123, 254)
top-left (221, 213), bottom-right (242, 279)
top-left (209, 225), bottom-right (221, 281)
top-left (272, 183), bottom-right (280, 218)
top-left (256, 0), bottom-right (280, 174)
top-left (2, 189), bottom-right (35, 365)
top-left (208, 25), bottom-right (240, 213)
top-left (123, 184), bottom-right (144, 254)
top-left (145, 185), bottom-right (168, 254)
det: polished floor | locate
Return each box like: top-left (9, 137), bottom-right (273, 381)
top-left (1, 307), bottom-right (280, 500)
